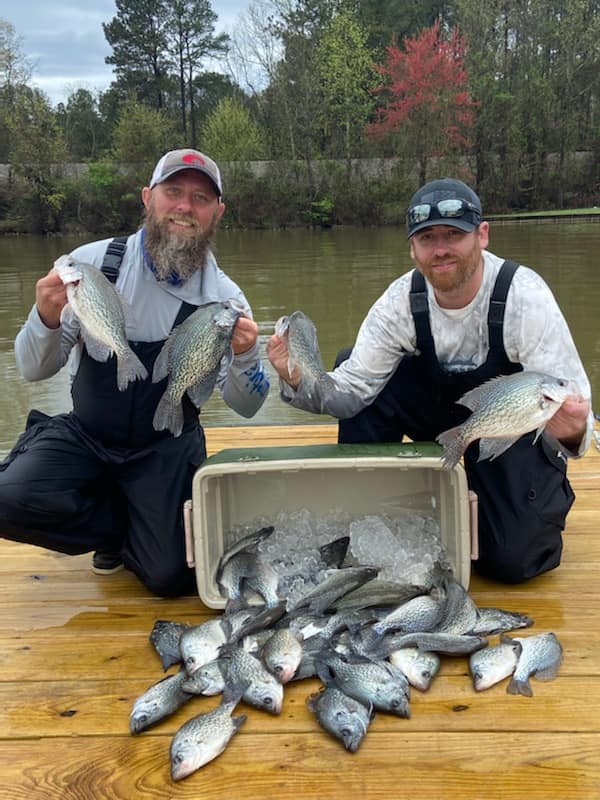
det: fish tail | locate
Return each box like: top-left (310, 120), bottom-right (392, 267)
top-left (116, 349), bottom-right (148, 392)
top-left (506, 676), bottom-right (533, 697)
top-left (153, 391), bottom-right (184, 437)
top-left (435, 426), bottom-right (467, 470)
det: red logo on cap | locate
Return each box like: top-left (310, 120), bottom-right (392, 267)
top-left (183, 153), bottom-right (206, 166)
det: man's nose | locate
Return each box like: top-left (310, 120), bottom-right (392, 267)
top-left (174, 193), bottom-right (193, 212)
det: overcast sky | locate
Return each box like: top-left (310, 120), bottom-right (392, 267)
top-left (3, 1), bottom-right (249, 106)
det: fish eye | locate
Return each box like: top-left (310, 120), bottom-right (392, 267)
top-left (341, 728), bottom-right (352, 737)
top-left (263, 696), bottom-right (273, 706)
top-left (173, 753), bottom-right (184, 765)
top-left (391, 698), bottom-right (401, 708)
top-left (274, 665), bottom-right (284, 675)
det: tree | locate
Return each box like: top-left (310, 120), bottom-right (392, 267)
top-left (0, 18), bottom-right (33, 160)
top-left (166, 0), bottom-right (229, 145)
top-left (368, 20), bottom-right (476, 183)
top-left (111, 95), bottom-right (178, 188)
top-left (201, 96), bottom-right (265, 161)
top-left (57, 89), bottom-right (108, 160)
top-left (7, 87), bottom-right (68, 232)
top-left (103, 0), bottom-right (171, 109)
top-left (315, 7), bottom-right (377, 176)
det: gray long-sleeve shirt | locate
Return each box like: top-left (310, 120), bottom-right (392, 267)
top-left (15, 230), bottom-right (269, 418)
top-left (280, 250), bottom-right (592, 457)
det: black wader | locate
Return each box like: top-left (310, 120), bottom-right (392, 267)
top-left (0, 239), bottom-right (205, 597)
top-left (337, 262), bottom-right (575, 583)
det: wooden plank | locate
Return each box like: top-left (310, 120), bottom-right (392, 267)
top-left (0, 733), bottom-right (599, 800)
top-left (1, 422), bottom-right (599, 800)
top-left (1, 672), bottom-right (600, 739)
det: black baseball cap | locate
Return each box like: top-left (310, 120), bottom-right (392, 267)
top-left (406, 178), bottom-right (482, 239)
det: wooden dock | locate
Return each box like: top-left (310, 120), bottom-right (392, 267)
top-left (2, 422), bottom-right (600, 799)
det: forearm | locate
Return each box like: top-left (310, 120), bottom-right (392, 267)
top-left (221, 345), bottom-right (270, 417)
top-left (14, 306), bottom-right (74, 381)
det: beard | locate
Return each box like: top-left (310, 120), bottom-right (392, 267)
top-left (142, 204), bottom-right (219, 282)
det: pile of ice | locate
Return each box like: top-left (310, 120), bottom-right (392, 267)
top-left (224, 506), bottom-right (454, 599)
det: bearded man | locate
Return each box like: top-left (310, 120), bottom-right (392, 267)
top-left (0, 149), bottom-right (269, 596)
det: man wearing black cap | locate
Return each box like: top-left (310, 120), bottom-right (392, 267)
top-left (0, 149), bottom-right (270, 596)
top-left (267, 177), bottom-right (592, 583)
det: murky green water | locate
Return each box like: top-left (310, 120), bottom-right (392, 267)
top-left (1, 222), bottom-right (598, 456)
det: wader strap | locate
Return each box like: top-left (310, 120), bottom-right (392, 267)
top-left (101, 236), bottom-right (129, 283)
top-left (409, 270), bottom-right (436, 357)
top-left (487, 260), bottom-right (520, 351)
top-left (173, 300), bottom-right (199, 327)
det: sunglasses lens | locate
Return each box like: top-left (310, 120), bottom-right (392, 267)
top-left (408, 204), bottom-right (432, 224)
top-left (437, 199), bottom-right (466, 217)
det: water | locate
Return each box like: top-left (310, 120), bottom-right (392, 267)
top-left (1, 223), bottom-right (599, 457)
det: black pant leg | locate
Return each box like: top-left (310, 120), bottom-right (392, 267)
top-left (116, 424), bottom-right (207, 597)
top-left (466, 435), bottom-right (574, 583)
top-left (0, 413), bottom-right (121, 554)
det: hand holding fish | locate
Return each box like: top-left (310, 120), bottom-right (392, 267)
top-left (544, 393), bottom-right (590, 451)
top-left (266, 332), bottom-right (299, 387)
top-left (231, 315), bottom-right (259, 355)
top-left (35, 268), bottom-right (69, 329)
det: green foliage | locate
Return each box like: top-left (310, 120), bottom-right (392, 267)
top-left (315, 7), bottom-right (378, 167)
top-left (110, 95), bottom-right (178, 185)
top-left (201, 96), bottom-right (265, 161)
top-left (6, 87), bottom-right (68, 232)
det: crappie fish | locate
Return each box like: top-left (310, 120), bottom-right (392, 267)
top-left (170, 687), bottom-right (247, 781)
top-left (260, 627), bottom-right (303, 683)
top-left (221, 645), bottom-right (284, 714)
top-left (320, 652), bottom-right (410, 717)
top-left (130, 670), bottom-right (193, 734)
top-left (149, 619), bottom-right (190, 671)
top-left (469, 638), bottom-right (520, 691)
top-left (433, 577), bottom-right (480, 635)
top-left (370, 585), bottom-right (446, 636)
top-left (54, 255), bottom-right (147, 391)
top-left (152, 301), bottom-right (241, 437)
top-left (181, 659), bottom-right (227, 696)
top-left (470, 607), bottom-right (534, 636)
top-left (286, 566), bottom-right (379, 614)
top-left (275, 310), bottom-right (335, 409)
top-left (505, 632), bottom-right (563, 697)
top-left (179, 618), bottom-right (228, 675)
top-left (307, 682), bottom-right (374, 752)
top-left (387, 646), bottom-right (441, 692)
top-left (436, 371), bottom-right (574, 469)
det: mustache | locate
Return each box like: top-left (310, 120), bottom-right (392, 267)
top-left (169, 213), bottom-right (199, 228)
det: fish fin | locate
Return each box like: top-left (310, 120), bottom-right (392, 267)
top-left (478, 436), bottom-right (519, 462)
top-left (77, 319), bottom-right (112, 363)
top-left (534, 664), bottom-right (561, 681)
top-left (232, 714), bottom-right (247, 731)
top-left (59, 303), bottom-right (76, 326)
top-left (152, 333), bottom-right (176, 383)
top-left (435, 426), bottom-right (466, 470)
top-left (116, 349), bottom-right (148, 392)
top-left (153, 391), bottom-right (184, 437)
top-left (506, 676), bottom-right (533, 696)
top-left (532, 425), bottom-right (546, 444)
top-left (187, 366), bottom-right (221, 408)
top-left (457, 375), bottom-right (510, 411)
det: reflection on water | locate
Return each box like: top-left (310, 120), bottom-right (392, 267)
top-left (1, 223), bottom-right (599, 457)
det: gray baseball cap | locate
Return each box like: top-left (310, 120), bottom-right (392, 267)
top-left (406, 178), bottom-right (482, 238)
top-left (149, 149), bottom-right (223, 197)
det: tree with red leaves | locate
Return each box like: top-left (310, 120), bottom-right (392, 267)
top-left (368, 20), bottom-right (476, 184)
